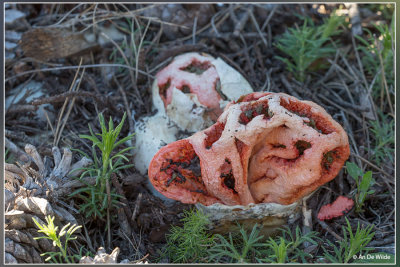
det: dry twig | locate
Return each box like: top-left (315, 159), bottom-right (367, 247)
top-left (31, 91), bottom-right (106, 106)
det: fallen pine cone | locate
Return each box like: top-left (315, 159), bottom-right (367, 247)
top-left (148, 92), bottom-right (350, 206)
top-left (80, 247), bottom-right (149, 264)
top-left (4, 144), bottom-right (92, 263)
top-left (80, 247), bottom-right (120, 264)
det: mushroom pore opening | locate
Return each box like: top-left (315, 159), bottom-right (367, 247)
top-left (215, 78), bottom-right (228, 100)
top-left (204, 122), bottom-right (225, 149)
top-left (322, 149), bottom-right (340, 171)
top-left (181, 85), bottom-right (191, 93)
top-left (220, 158), bottom-right (237, 194)
top-left (158, 78), bottom-right (171, 101)
top-left (180, 59), bottom-right (212, 75)
top-left (280, 98), bottom-right (334, 134)
top-left (239, 101), bottom-right (272, 125)
top-left (294, 140), bottom-right (312, 156)
top-left (159, 144), bottom-right (204, 189)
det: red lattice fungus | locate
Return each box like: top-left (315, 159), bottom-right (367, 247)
top-left (156, 52), bottom-right (224, 115)
top-left (148, 92), bottom-right (350, 206)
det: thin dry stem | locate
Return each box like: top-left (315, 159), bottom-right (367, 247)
top-left (53, 58), bottom-right (82, 146)
top-left (55, 67), bottom-right (85, 147)
top-left (375, 37), bottom-right (394, 115)
top-left (101, 32), bottom-right (143, 105)
top-left (6, 63), bottom-right (154, 83)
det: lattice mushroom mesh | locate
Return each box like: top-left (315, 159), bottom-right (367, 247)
top-left (149, 92), bottom-right (350, 206)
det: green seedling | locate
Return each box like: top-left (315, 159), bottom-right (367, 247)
top-left (367, 4), bottom-right (395, 21)
top-left (275, 10), bottom-right (344, 82)
top-left (32, 216), bottom-right (82, 263)
top-left (5, 148), bottom-right (16, 164)
top-left (323, 217), bottom-right (375, 263)
top-left (209, 224), bottom-right (319, 263)
top-left (259, 226), bottom-right (319, 263)
top-left (162, 209), bottom-right (214, 263)
top-left (208, 224), bottom-right (265, 263)
top-left (319, 9), bottom-right (347, 39)
top-left (70, 112), bottom-right (134, 219)
top-left (346, 162), bottom-right (375, 213)
top-left (263, 237), bottom-right (291, 263)
top-left (369, 111), bottom-right (394, 166)
top-left (109, 18), bottom-right (152, 76)
top-left (355, 14), bottom-right (394, 104)
top-left (160, 207), bottom-right (345, 264)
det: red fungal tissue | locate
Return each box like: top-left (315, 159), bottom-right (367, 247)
top-left (317, 196), bottom-right (354, 221)
top-left (148, 92), bottom-right (350, 206)
top-left (156, 52), bottom-right (222, 112)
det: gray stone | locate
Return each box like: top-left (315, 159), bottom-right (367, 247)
top-left (5, 189), bottom-right (15, 211)
top-left (5, 9), bottom-right (26, 25)
top-left (5, 252), bottom-right (18, 264)
top-left (5, 81), bottom-right (44, 110)
top-left (6, 51), bottom-right (15, 62)
top-left (5, 41), bottom-right (18, 50)
top-left (5, 30), bottom-right (22, 42)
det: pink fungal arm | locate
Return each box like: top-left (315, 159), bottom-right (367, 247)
top-left (317, 196), bottom-right (354, 220)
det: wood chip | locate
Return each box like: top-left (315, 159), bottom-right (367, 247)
top-left (20, 28), bottom-right (98, 61)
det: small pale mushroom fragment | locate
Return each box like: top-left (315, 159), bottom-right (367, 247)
top-left (134, 52), bottom-right (253, 176)
top-left (317, 196), bottom-right (354, 221)
top-left (133, 114), bottom-right (178, 175)
top-left (148, 92), bottom-right (350, 206)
